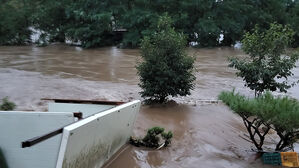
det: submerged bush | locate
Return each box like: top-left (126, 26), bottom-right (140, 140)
top-left (219, 91), bottom-right (299, 151)
top-left (137, 15), bottom-right (195, 103)
top-left (0, 97), bottom-right (16, 111)
top-left (130, 126), bottom-right (173, 149)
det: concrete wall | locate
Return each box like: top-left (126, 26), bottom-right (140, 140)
top-left (0, 111), bottom-right (76, 168)
top-left (48, 103), bottom-right (115, 118)
top-left (0, 100), bottom-right (140, 168)
top-left (56, 100), bottom-right (141, 168)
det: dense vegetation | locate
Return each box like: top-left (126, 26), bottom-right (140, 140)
top-left (0, 0), bottom-right (299, 48)
top-left (0, 97), bottom-right (16, 111)
top-left (229, 23), bottom-right (299, 97)
top-left (222, 22), bottom-right (299, 152)
top-left (137, 15), bottom-right (195, 103)
top-left (219, 91), bottom-right (299, 151)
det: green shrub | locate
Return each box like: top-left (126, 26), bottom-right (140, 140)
top-left (142, 127), bottom-right (165, 148)
top-left (219, 91), bottom-right (299, 151)
top-left (0, 97), bottom-right (16, 111)
top-left (137, 14), bottom-right (195, 103)
top-left (229, 23), bottom-right (299, 97)
top-left (130, 126), bottom-right (173, 148)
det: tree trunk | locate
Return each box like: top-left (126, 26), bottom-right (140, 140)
top-left (159, 96), bottom-right (166, 103)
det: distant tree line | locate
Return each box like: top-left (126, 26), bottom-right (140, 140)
top-left (0, 0), bottom-right (298, 48)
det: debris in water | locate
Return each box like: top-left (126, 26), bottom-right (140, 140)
top-left (130, 126), bottom-right (173, 149)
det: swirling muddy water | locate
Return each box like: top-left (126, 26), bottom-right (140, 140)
top-left (0, 45), bottom-right (298, 167)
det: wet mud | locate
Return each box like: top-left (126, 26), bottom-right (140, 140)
top-left (0, 45), bottom-right (298, 167)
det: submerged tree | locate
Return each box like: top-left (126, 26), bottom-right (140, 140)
top-left (64, 0), bottom-right (114, 48)
top-left (0, 0), bottom-right (32, 45)
top-left (137, 15), bottom-right (195, 103)
top-left (31, 0), bottom-right (69, 43)
top-left (229, 23), bottom-right (299, 97)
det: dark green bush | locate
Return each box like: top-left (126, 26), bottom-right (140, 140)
top-left (137, 15), bottom-right (195, 103)
top-left (219, 90), bottom-right (299, 151)
top-left (0, 97), bottom-right (16, 111)
top-left (130, 126), bottom-right (173, 148)
top-left (142, 127), bottom-right (165, 148)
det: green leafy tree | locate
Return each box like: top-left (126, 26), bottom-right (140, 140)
top-left (64, 0), bottom-right (114, 48)
top-left (137, 15), bottom-right (195, 103)
top-left (31, 0), bottom-right (69, 43)
top-left (214, 0), bottom-right (249, 46)
top-left (229, 23), bottom-right (299, 97)
top-left (118, 0), bottom-right (159, 48)
top-left (1, 0), bottom-right (298, 48)
top-left (0, 0), bottom-right (32, 45)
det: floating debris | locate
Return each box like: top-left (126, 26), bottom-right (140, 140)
top-left (130, 126), bottom-right (173, 149)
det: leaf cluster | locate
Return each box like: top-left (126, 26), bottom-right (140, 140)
top-left (0, 97), bottom-right (16, 111)
top-left (229, 23), bottom-right (299, 96)
top-left (64, 0), bottom-right (114, 48)
top-left (219, 91), bottom-right (299, 132)
top-left (0, 0), bottom-right (32, 45)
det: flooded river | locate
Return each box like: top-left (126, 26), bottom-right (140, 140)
top-left (0, 44), bottom-right (298, 167)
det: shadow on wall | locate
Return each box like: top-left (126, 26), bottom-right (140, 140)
top-left (0, 148), bottom-right (8, 168)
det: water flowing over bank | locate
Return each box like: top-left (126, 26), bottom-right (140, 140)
top-left (0, 45), bottom-right (298, 167)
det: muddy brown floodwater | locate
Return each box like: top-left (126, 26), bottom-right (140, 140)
top-left (0, 44), bottom-right (298, 168)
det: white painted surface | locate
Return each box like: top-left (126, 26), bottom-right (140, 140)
top-left (0, 111), bottom-right (75, 168)
top-left (56, 100), bottom-right (141, 168)
top-left (48, 103), bottom-right (115, 118)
